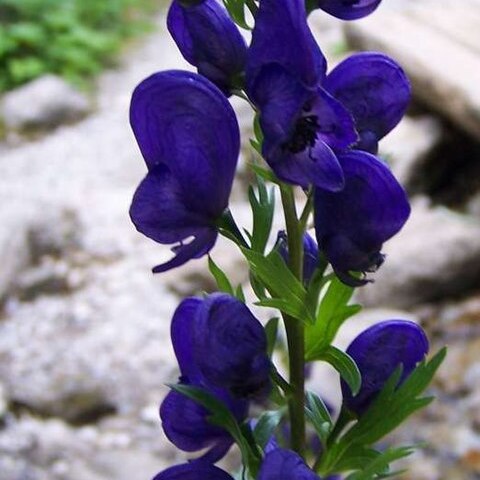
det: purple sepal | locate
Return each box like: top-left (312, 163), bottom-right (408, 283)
top-left (167, 0), bottom-right (247, 94)
top-left (152, 463), bottom-right (234, 480)
top-left (324, 52), bottom-right (411, 153)
top-left (341, 320), bottom-right (429, 415)
top-left (316, 0), bottom-right (382, 20)
top-left (129, 70), bottom-right (239, 272)
top-left (192, 293), bottom-right (271, 399)
top-left (258, 448), bottom-right (320, 480)
top-left (314, 150), bottom-right (410, 286)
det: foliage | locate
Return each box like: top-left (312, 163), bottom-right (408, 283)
top-left (0, 0), bottom-right (157, 92)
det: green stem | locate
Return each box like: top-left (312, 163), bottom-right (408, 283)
top-left (279, 183), bottom-right (306, 457)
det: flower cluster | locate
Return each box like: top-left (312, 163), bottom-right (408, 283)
top-left (128, 1), bottom-right (443, 479)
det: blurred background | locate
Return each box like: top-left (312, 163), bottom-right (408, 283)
top-left (0, 0), bottom-right (479, 479)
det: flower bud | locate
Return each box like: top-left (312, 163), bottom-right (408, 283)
top-left (341, 320), bottom-right (429, 415)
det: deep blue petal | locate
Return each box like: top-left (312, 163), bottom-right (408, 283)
top-left (316, 0), bottom-right (382, 20)
top-left (170, 297), bottom-right (203, 380)
top-left (130, 70), bottom-right (239, 215)
top-left (314, 150), bottom-right (410, 283)
top-left (273, 139), bottom-right (344, 191)
top-left (324, 53), bottom-right (410, 147)
top-left (258, 449), bottom-right (320, 480)
top-left (246, 0), bottom-right (326, 93)
top-left (167, 0), bottom-right (247, 93)
top-left (253, 64), bottom-right (313, 148)
top-left (160, 382), bottom-right (247, 456)
top-left (309, 87), bottom-right (358, 151)
top-left (193, 293), bottom-right (271, 399)
top-left (153, 463), bottom-right (234, 480)
top-left (342, 320), bottom-right (429, 415)
top-left (129, 164), bottom-right (212, 244)
top-left (151, 229), bottom-right (217, 273)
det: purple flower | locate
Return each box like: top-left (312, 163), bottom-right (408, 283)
top-left (324, 52), bottom-right (411, 153)
top-left (167, 0), bottom-right (247, 94)
top-left (176, 294), bottom-right (271, 399)
top-left (129, 70), bottom-right (239, 273)
top-left (153, 463), bottom-right (234, 480)
top-left (314, 0), bottom-right (382, 20)
top-left (314, 150), bottom-right (410, 286)
top-left (258, 448), bottom-right (320, 480)
top-left (161, 298), bottom-right (248, 461)
top-left (341, 320), bottom-right (429, 415)
top-left (276, 230), bottom-right (320, 284)
top-left (246, 0), bottom-right (357, 190)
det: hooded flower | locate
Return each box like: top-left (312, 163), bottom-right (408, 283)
top-left (276, 230), bottom-right (320, 284)
top-left (258, 448), bottom-right (320, 480)
top-left (129, 70), bottom-right (240, 273)
top-left (314, 150), bottom-right (410, 286)
top-left (313, 0), bottom-right (382, 20)
top-left (341, 320), bottom-right (429, 415)
top-left (153, 463), bottom-right (234, 480)
top-left (167, 0), bottom-right (247, 94)
top-left (173, 294), bottom-right (271, 399)
top-left (324, 52), bottom-right (411, 153)
top-left (160, 298), bottom-right (249, 462)
top-left (246, 0), bottom-right (357, 190)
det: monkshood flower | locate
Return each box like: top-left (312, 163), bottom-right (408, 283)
top-left (324, 52), bottom-right (411, 154)
top-left (153, 462), bottom-right (234, 480)
top-left (192, 293), bottom-right (271, 398)
top-left (258, 448), bottom-right (320, 480)
top-left (161, 297), bottom-right (249, 462)
top-left (313, 0), bottom-right (382, 20)
top-left (276, 230), bottom-right (319, 284)
top-left (129, 70), bottom-right (239, 273)
top-left (314, 150), bottom-right (410, 286)
top-left (341, 320), bottom-right (429, 415)
top-left (246, 0), bottom-right (357, 190)
top-left (167, 0), bottom-right (247, 94)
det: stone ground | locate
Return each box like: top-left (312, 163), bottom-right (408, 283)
top-left (0, 4), bottom-right (480, 480)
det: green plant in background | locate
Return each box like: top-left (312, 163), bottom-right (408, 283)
top-left (0, 0), bottom-right (158, 92)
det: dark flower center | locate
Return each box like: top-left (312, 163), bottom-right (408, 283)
top-left (283, 115), bottom-right (319, 154)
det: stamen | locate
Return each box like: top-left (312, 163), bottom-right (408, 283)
top-left (283, 115), bottom-right (319, 154)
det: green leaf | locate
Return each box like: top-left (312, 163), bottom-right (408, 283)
top-left (343, 348), bottom-right (446, 447)
top-left (235, 284), bottom-right (246, 302)
top-left (222, 0), bottom-right (251, 29)
top-left (248, 175), bottom-right (275, 253)
top-left (250, 164), bottom-right (280, 184)
top-left (242, 248), bottom-right (315, 324)
top-left (305, 275), bottom-right (361, 360)
top-left (208, 256), bottom-right (234, 295)
top-left (169, 383), bottom-right (261, 474)
top-left (305, 391), bottom-right (333, 443)
top-left (315, 346), bottom-right (361, 396)
top-left (345, 446), bottom-right (415, 480)
top-left (253, 409), bottom-right (285, 449)
top-left (264, 317), bottom-right (279, 357)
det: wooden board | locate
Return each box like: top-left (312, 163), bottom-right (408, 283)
top-left (344, 0), bottom-right (480, 138)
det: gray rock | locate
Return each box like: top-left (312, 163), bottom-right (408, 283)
top-left (0, 75), bottom-right (90, 131)
top-left (357, 197), bottom-right (480, 308)
top-left (0, 204), bottom-right (35, 303)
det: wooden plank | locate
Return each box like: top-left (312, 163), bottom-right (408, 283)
top-left (345, 10), bottom-right (480, 138)
top-left (409, 3), bottom-right (480, 54)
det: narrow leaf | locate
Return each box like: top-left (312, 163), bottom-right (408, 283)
top-left (208, 256), bottom-right (234, 294)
